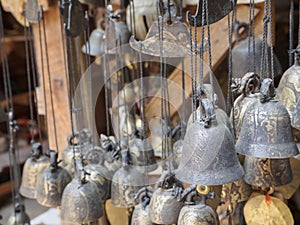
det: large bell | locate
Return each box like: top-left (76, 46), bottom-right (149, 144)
top-left (243, 156), bottom-right (293, 188)
top-left (131, 187), bottom-right (153, 225)
top-left (187, 0), bottom-right (237, 26)
top-left (36, 150), bottom-right (72, 207)
top-left (236, 78), bottom-right (299, 158)
top-left (111, 149), bottom-right (146, 208)
top-left (20, 142), bottom-right (50, 199)
top-left (176, 98), bottom-right (244, 185)
top-left (60, 172), bottom-right (103, 225)
top-left (232, 37), bottom-right (282, 80)
top-left (130, 17), bottom-right (190, 58)
top-left (129, 137), bottom-right (157, 172)
top-left (82, 26), bottom-right (105, 56)
top-left (7, 203), bottom-right (30, 225)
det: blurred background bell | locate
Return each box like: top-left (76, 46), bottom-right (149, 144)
top-left (7, 202), bottom-right (30, 225)
top-left (81, 23), bottom-right (105, 56)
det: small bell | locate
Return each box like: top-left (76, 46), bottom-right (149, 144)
top-left (131, 187), bottom-right (154, 225)
top-left (60, 171), bottom-right (103, 225)
top-left (81, 22), bottom-right (105, 56)
top-left (243, 156), bottom-right (293, 188)
top-left (7, 202), bottom-right (30, 225)
top-left (176, 98), bottom-right (244, 185)
top-left (177, 187), bottom-right (219, 225)
top-left (111, 149), bottom-right (146, 208)
top-left (236, 78), bottom-right (299, 158)
top-left (129, 136), bottom-right (157, 172)
top-left (20, 142), bottom-right (50, 199)
top-left (36, 150), bottom-right (72, 207)
top-left (149, 172), bottom-right (184, 224)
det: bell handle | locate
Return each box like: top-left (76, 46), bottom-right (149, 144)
top-left (233, 20), bottom-right (249, 42)
top-left (200, 98), bottom-right (215, 127)
top-left (260, 78), bottom-right (275, 103)
top-left (68, 132), bottom-right (80, 146)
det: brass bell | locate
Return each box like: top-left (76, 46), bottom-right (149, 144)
top-left (7, 202), bottom-right (30, 225)
top-left (236, 78), bottom-right (299, 158)
top-left (111, 149), bottom-right (146, 208)
top-left (36, 150), bottom-right (72, 207)
top-left (20, 142), bottom-right (50, 199)
top-left (243, 156), bottom-right (293, 188)
top-left (149, 172), bottom-right (184, 224)
top-left (82, 25), bottom-right (105, 56)
top-left (60, 171), bottom-right (103, 225)
top-left (176, 98), bottom-right (244, 185)
top-left (130, 17), bottom-right (191, 58)
top-left (131, 187), bottom-right (154, 225)
top-left (232, 36), bottom-right (282, 79)
top-left (230, 72), bottom-right (261, 140)
top-left (85, 147), bottom-right (112, 201)
top-left (129, 136), bottom-right (157, 172)
top-left (177, 188), bottom-right (219, 225)
top-left (187, 0), bottom-right (237, 26)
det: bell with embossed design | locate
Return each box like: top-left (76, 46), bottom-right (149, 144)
top-left (20, 142), bottom-right (50, 199)
top-left (243, 156), bottom-right (293, 188)
top-left (36, 150), bottom-right (72, 207)
top-left (111, 149), bottom-right (146, 208)
top-left (60, 171), bottom-right (103, 225)
top-left (176, 98), bottom-right (244, 185)
top-left (236, 78), bottom-right (299, 158)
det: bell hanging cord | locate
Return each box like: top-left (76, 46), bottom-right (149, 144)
top-left (289, 0), bottom-right (294, 67)
top-left (248, 0), bottom-right (256, 73)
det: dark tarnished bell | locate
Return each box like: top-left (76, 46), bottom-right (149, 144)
top-left (236, 78), bottom-right (299, 158)
top-left (20, 143), bottom-right (50, 199)
top-left (178, 188), bottom-right (219, 225)
top-left (243, 156), bottom-right (293, 188)
top-left (176, 99), bottom-right (244, 185)
top-left (7, 203), bottom-right (30, 225)
top-left (111, 149), bottom-right (146, 208)
top-left (129, 137), bottom-right (157, 172)
top-left (187, 0), bottom-right (237, 26)
top-left (60, 172), bottom-right (103, 225)
top-left (82, 27), bottom-right (105, 56)
top-left (130, 17), bottom-right (190, 58)
top-left (131, 187), bottom-right (154, 225)
top-left (36, 150), bottom-right (72, 207)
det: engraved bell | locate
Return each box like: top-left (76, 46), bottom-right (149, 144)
top-left (81, 25), bottom-right (105, 56)
top-left (60, 171), bottom-right (103, 225)
top-left (177, 188), bottom-right (219, 225)
top-left (149, 172), bottom-right (184, 224)
top-left (277, 47), bottom-right (300, 147)
top-left (243, 156), bottom-right (293, 188)
top-left (36, 150), bottom-right (72, 207)
top-left (176, 99), bottom-right (244, 185)
top-left (131, 187), bottom-right (153, 225)
top-left (236, 78), bottom-right (299, 158)
top-left (20, 142), bottom-right (50, 199)
top-left (7, 202), bottom-right (30, 225)
top-left (129, 136), bottom-right (157, 172)
top-left (111, 149), bottom-right (146, 208)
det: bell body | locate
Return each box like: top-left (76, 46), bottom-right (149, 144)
top-left (176, 120), bottom-right (244, 185)
top-left (178, 203), bottom-right (219, 225)
top-left (82, 28), bottom-right (105, 56)
top-left (131, 204), bottom-right (152, 225)
top-left (149, 188), bottom-right (183, 224)
top-left (61, 179), bottom-right (103, 224)
top-left (111, 166), bottom-right (145, 208)
top-left (20, 155), bottom-right (50, 199)
top-left (235, 99), bottom-right (299, 158)
top-left (129, 138), bottom-right (157, 172)
top-left (243, 156), bottom-right (293, 188)
top-left (36, 166), bottom-right (72, 207)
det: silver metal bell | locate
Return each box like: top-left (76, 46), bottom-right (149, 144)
top-left (82, 26), bottom-right (105, 56)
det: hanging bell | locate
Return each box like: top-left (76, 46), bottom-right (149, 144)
top-left (230, 72), bottom-right (261, 140)
top-left (82, 22), bottom-right (106, 56)
top-left (176, 98), bottom-right (244, 185)
top-left (131, 187), bottom-right (154, 225)
top-left (7, 202), bottom-right (30, 225)
top-left (130, 17), bottom-right (191, 58)
top-left (236, 78), bottom-right (299, 158)
top-left (20, 142), bottom-right (50, 199)
top-left (111, 149), bottom-right (146, 208)
top-left (60, 171), bottom-right (103, 225)
top-left (187, 0), bottom-right (237, 26)
top-left (276, 46), bottom-right (300, 147)
top-left (149, 172), bottom-right (184, 224)
top-left (85, 147), bottom-right (112, 201)
top-left (177, 188), bottom-right (219, 225)
top-left (129, 136), bottom-right (157, 172)
top-left (243, 156), bottom-right (293, 188)
top-left (36, 150), bottom-right (72, 207)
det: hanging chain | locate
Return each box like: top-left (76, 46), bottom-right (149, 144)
top-left (189, 23), bottom-right (195, 123)
top-left (269, 0), bottom-right (275, 82)
top-left (289, 0), bottom-right (294, 67)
